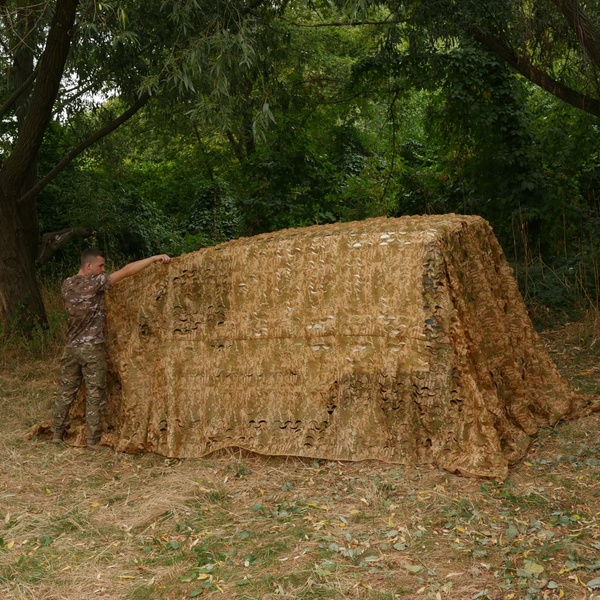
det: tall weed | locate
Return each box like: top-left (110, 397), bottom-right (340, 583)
top-left (0, 277), bottom-right (66, 370)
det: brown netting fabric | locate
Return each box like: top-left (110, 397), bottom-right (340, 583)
top-left (98, 215), bottom-right (582, 479)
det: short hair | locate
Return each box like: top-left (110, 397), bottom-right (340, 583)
top-left (80, 247), bottom-right (103, 267)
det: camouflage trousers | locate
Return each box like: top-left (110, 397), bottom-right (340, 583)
top-left (52, 343), bottom-right (107, 445)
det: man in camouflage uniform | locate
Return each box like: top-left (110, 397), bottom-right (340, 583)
top-left (52, 248), bottom-right (171, 448)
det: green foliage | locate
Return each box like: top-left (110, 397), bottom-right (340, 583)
top-left (37, 103), bottom-right (241, 260)
top-left (99, 186), bottom-right (180, 260)
top-left (0, 278), bottom-right (66, 364)
top-left (185, 180), bottom-right (240, 246)
top-left (23, 0), bottom-right (600, 323)
top-left (37, 170), bottom-right (178, 263)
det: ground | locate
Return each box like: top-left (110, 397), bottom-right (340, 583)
top-left (0, 321), bottom-right (599, 600)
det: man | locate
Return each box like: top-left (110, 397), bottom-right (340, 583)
top-left (51, 248), bottom-right (171, 448)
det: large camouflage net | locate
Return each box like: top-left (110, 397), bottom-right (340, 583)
top-left (82, 216), bottom-right (586, 478)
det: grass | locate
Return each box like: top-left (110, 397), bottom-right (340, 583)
top-left (1, 304), bottom-right (600, 598)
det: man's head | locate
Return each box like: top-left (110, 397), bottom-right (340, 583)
top-left (80, 248), bottom-right (106, 275)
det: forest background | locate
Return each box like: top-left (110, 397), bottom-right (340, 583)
top-left (3, 0), bottom-right (600, 334)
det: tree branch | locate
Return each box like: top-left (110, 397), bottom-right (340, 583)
top-left (226, 130), bottom-right (246, 162)
top-left (37, 226), bottom-right (93, 264)
top-left (0, 65), bottom-right (38, 119)
top-left (243, 0), bottom-right (268, 14)
top-left (551, 0), bottom-right (600, 72)
top-left (283, 19), bottom-right (396, 28)
top-left (18, 92), bottom-right (150, 206)
top-left (472, 27), bottom-right (600, 117)
top-left (54, 79), bottom-right (112, 115)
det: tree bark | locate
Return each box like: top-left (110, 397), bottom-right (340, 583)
top-left (10, 1), bottom-right (40, 265)
top-left (1, 0), bottom-right (80, 194)
top-left (0, 68), bottom-right (38, 119)
top-left (0, 0), bottom-right (79, 332)
top-left (0, 191), bottom-right (46, 333)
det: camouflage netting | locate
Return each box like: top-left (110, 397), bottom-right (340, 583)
top-left (69, 215), bottom-right (587, 478)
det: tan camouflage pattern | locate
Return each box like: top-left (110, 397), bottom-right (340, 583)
top-left (103, 215), bottom-right (586, 480)
top-left (61, 273), bottom-right (111, 347)
top-left (52, 344), bottom-right (107, 444)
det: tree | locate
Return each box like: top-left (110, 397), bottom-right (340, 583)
top-left (1, 0), bottom-right (80, 332)
top-left (0, 0), bottom-right (158, 332)
top-left (0, 0), bottom-right (275, 333)
top-left (374, 0), bottom-right (600, 118)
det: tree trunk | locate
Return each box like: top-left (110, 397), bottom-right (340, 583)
top-left (0, 0), bottom-right (79, 333)
top-left (0, 190), bottom-right (46, 333)
top-left (11, 1), bottom-right (40, 265)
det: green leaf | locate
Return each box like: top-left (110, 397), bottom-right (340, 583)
top-left (537, 529), bottom-right (555, 540)
top-left (505, 524), bottom-right (519, 539)
top-left (237, 464), bottom-right (252, 476)
top-left (189, 590), bottom-right (203, 598)
top-left (587, 577), bottom-right (600, 589)
top-left (523, 560), bottom-right (544, 575)
top-left (404, 564), bottom-right (424, 573)
top-left (238, 530), bottom-right (250, 540)
top-left (547, 581), bottom-right (559, 589)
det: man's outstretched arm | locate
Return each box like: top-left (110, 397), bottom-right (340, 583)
top-left (109, 254), bottom-right (171, 285)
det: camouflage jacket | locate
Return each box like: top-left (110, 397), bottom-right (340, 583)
top-left (62, 273), bottom-right (111, 347)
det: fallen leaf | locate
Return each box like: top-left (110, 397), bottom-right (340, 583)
top-left (523, 560), bottom-right (544, 575)
top-left (404, 563), bottom-right (424, 573)
top-left (587, 577), bottom-right (600, 589)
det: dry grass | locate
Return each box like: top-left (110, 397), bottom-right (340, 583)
top-left (1, 321), bottom-right (600, 600)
